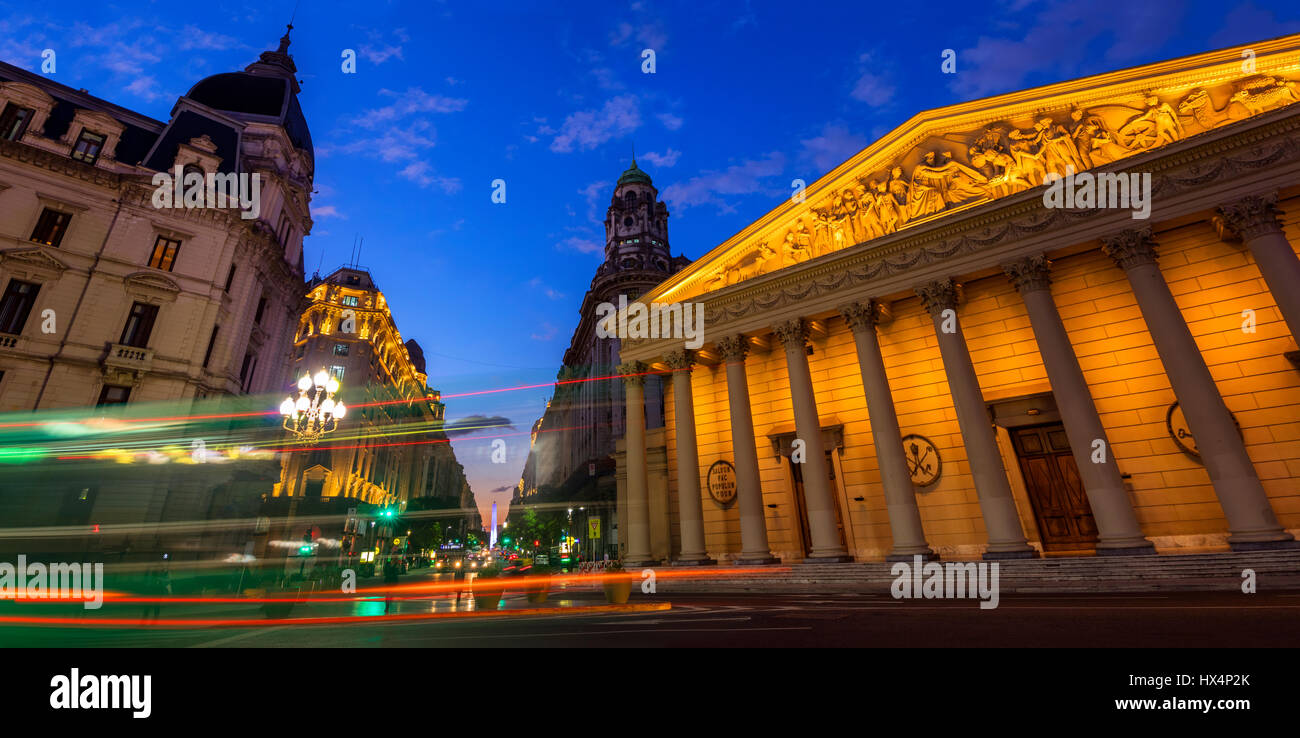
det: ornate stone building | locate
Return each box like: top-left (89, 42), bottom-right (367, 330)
top-left (615, 36), bottom-right (1300, 565)
top-left (0, 29), bottom-right (315, 560)
top-left (520, 160), bottom-right (689, 495)
top-left (274, 265), bottom-right (472, 510)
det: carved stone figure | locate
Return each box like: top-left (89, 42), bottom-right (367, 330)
top-left (969, 126), bottom-right (1033, 196)
top-left (1176, 88), bottom-right (1246, 130)
top-left (887, 167), bottom-right (911, 225)
top-left (1229, 74), bottom-right (1300, 115)
top-left (872, 179), bottom-right (902, 234)
top-left (910, 150), bottom-right (988, 207)
top-left (1039, 117), bottom-right (1087, 174)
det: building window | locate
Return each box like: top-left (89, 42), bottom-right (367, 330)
top-left (119, 302), bottom-right (158, 348)
top-left (333, 343), bottom-right (349, 356)
top-left (254, 296), bottom-right (268, 325)
top-left (295, 343), bottom-right (306, 359)
top-left (239, 352), bottom-right (256, 390)
top-left (147, 235), bottom-right (181, 271)
top-left (341, 295), bottom-right (359, 307)
top-left (70, 129), bottom-right (106, 165)
top-left (224, 264), bottom-right (237, 292)
top-left (202, 326), bottom-right (219, 368)
top-left (0, 280), bottom-right (41, 335)
top-left (276, 213), bottom-right (292, 245)
top-left (0, 103), bottom-right (33, 141)
top-left (97, 385), bottom-right (130, 406)
top-left (30, 208), bottom-right (72, 247)
top-left (329, 365), bottom-right (345, 380)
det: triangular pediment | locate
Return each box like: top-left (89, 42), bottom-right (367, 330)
top-left (651, 34), bottom-right (1300, 304)
top-left (0, 247), bottom-right (69, 275)
top-left (123, 271), bottom-right (182, 296)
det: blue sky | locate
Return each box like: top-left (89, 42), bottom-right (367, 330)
top-left (3, 0), bottom-right (1299, 522)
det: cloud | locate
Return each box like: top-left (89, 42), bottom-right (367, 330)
top-left (849, 53), bottom-right (895, 105)
top-left (177, 25), bottom-right (241, 51)
top-left (660, 152), bottom-right (786, 214)
top-left (312, 205), bottom-right (345, 219)
top-left (948, 0), bottom-right (1185, 98)
top-left (640, 148), bottom-right (680, 168)
top-left (656, 112), bottom-right (683, 131)
top-left (556, 236), bottom-right (604, 255)
top-left (360, 44), bottom-right (404, 64)
top-left (124, 75), bottom-right (166, 102)
top-left (798, 123), bottom-right (867, 173)
top-left (528, 277), bottom-right (566, 300)
top-left (352, 87), bottom-right (468, 129)
top-left (531, 322), bottom-right (559, 341)
top-left (442, 415), bottom-right (516, 437)
top-left (1209, 1), bottom-right (1300, 47)
top-left (398, 161), bottom-right (462, 193)
top-left (550, 95), bottom-right (641, 153)
top-left (578, 180), bottom-right (613, 221)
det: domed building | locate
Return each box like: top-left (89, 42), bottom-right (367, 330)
top-left (0, 27), bottom-right (320, 561)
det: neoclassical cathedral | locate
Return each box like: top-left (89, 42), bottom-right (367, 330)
top-left (520, 160), bottom-right (689, 498)
top-left (614, 35), bottom-right (1300, 565)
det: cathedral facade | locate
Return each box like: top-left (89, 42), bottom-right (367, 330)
top-left (615, 35), bottom-right (1300, 565)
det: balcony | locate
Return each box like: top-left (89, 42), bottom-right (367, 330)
top-left (103, 343), bottom-right (154, 378)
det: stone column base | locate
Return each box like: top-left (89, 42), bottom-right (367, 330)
top-left (624, 558), bottom-right (662, 568)
top-left (735, 556), bottom-right (782, 566)
top-left (983, 549), bottom-right (1040, 560)
top-left (671, 557), bottom-right (717, 566)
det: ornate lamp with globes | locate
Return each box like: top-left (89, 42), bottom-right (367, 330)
top-left (280, 369), bottom-right (345, 444)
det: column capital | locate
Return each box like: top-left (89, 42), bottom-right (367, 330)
top-left (840, 299), bottom-right (889, 331)
top-left (1217, 192), bottom-right (1283, 240)
top-left (771, 318), bottom-right (809, 350)
top-left (916, 278), bottom-right (960, 316)
top-left (662, 348), bottom-right (696, 371)
top-left (1003, 253), bottom-right (1053, 294)
top-left (1102, 227), bottom-right (1158, 271)
top-left (617, 360), bottom-right (647, 386)
top-left (716, 334), bottom-right (750, 362)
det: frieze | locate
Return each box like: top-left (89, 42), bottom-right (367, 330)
top-left (682, 68), bottom-right (1300, 301)
top-left (695, 113), bottom-right (1300, 333)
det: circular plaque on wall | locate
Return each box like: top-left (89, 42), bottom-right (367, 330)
top-left (706, 460), bottom-right (737, 507)
top-left (902, 434), bottom-right (942, 489)
top-left (1166, 401), bottom-right (1242, 460)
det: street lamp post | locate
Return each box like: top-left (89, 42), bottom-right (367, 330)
top-left (280, 370), bottom-right (346, 444)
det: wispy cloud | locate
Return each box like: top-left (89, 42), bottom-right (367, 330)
top-left (640, 148), bottom-right (680, 168)
top-left (798, 123), bottom-right (867, 173)
top-left (550, 94), bottom-right (641, 153)
top-left (660, 152), bottom-right (786, 214)
top-left (528, 277), bottom-right (566, 300)
top-left (656, 112), bottom-right (683, 131)
top-left (530, 322), bottom-right (559, 341)
top-left (352, 87), bottom-right (468, 129)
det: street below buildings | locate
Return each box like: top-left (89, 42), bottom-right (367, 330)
top-left (4, 564), bottom-right (1298, 648)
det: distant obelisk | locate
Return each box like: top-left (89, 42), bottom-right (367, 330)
top-left (490, 502), bottom-right (498, 549)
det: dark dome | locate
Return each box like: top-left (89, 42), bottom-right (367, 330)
top-left (617, 158), bottom-right (652, 186)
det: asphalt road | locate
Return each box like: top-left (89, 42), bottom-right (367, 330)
top-left (5, 585), bottom-right (1300, 647)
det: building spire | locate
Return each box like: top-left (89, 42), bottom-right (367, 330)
top-left (278, 23), bottom-right (293, 53)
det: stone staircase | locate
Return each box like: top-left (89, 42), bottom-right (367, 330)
top-left (652, 550), bottom-right (1300, 594)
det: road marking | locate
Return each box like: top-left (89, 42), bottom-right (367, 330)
top-left (400, 626), bottom-right (814, 641)
top-left (191, 626), bottom-right (288, 648)
top-left (592, 616), bottom-right (752, 625)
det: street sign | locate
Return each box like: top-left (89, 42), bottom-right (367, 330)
top-left (536, 554), bottom-right (549, 565)
top-left (254, 516), bottom-right (270, 534)
top-left (588, 517), bottom-right (601, 538)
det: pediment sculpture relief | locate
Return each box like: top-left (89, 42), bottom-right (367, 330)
top-left (696, 72), bottom-right (1300, 297)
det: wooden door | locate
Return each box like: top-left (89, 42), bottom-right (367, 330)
top-left (1011, 424), bottom-right (1098, 551)
top-left (790, 450), bottom-right (846, 556)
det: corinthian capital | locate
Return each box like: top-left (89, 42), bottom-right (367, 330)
top-left (1101, 228), bottom-right (1158, 271)
top-left (716, 334), bottom-right (749, 362)
top-left (1002, 254), bottom-right (1053, 294)
top-left (1216, 192), bottom-right (1283, 241)
top-left (840, 300), bottom-right (888, 331)
top-left (663, 349), bottom-right (696, 371)
top-left (617, 360), bottom-right (647, 386)
top-left (915, 278), bottom-right (960, 316)
top-left (771, 318), bottom-right (809, 350)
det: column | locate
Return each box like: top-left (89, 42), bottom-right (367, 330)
top-left (1102, 229), bottom-right (1294, 548)
top-left (773, 319), bottom-right (853, 561)
top-left (1003, 254), bottom-right (1153, 554)
top-left (618, 360), bottom-right (658, 566)
top-left (716, 335), bottom-right (780, 564)
top-left (1218, 192), bottom-right (1300, 344)
top-left (841, 300), bottom-right (936, 561)
top-left (916, 278), bottom-right (1036, 559)
top-left (663, 349), bottom-right (715, 565)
